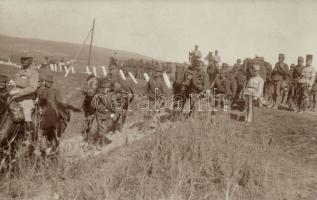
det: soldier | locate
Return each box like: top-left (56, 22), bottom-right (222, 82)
top-left (94, 78), bottom-right (120, 139)
top-left (213, 50), bottom-right (221, 69)
top-left (189, 61), bottom-right (210, 115)
top-left (232, 59), bottom-right (247, 102)
top-left (270, 54), bottom-right (290, 109)
top-left (35, 74), bottom-right (64, 156)
top-left (288, 57), bottom-right (304, 111)
top-left (310, 75), bottom-right (317, 111)
top-left (297, 55), bottom-right (316, 112)
top-left (106, 57), bottom-right (133, 131)
top-left (189, 44), bottom-right (202, 67)
top-left (80, 75), bottom-right (98, 146)
top-left (244, 64), bottom-right (264, 124)
top-left (141, 65), bottom-right (168, 130)
top-left (9, 56), bottom-right (39, 146)
top-left (232, 59), bottom-right (242, 73)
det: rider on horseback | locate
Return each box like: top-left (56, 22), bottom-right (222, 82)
top-left (9, 55), bottom-right (39, 146)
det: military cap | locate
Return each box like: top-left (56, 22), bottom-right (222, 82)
top-left (237, 59), bottom-right (241, 62)
top-left (45, 74), bottom-right (54, 83)
top-left (278, 54), bottom-right (285, 58)
top-left (298, 56), bottom-right (304, 62)
top-left (306, 54), bottom-right (313, 60)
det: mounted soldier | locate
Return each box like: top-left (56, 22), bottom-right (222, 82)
top-left (9, 55), bottom-right (39, 148)
top-left (189, 44), bottom-right (202, 68)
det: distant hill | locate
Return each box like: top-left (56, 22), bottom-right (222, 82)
top-left (0, 34), bottom-right (155, 70)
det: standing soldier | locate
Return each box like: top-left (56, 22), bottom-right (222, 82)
top-left (290, 57), bottom-right (305, 111)
top-left (297, 55), bottom-right (316, 112)
top-left (9, 55), bottom-right (39, 147)
top-left (141, 65), bottom-right (167, 131)
top-left (81, 75), bottom-right (98, 146)
top-left (244, 64), bottom-right (264, 124)
top-left (189, 61), bottom-right (210, 115)
top-left (310, 74), bottom-right (317, 112)
top-left (270, 54), bottom-right (290, 109)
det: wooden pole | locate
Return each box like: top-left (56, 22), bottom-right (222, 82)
top-left (88, 18), bottom-right (95, 67)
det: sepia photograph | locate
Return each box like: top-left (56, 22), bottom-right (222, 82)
top-left (0, 0), bottom-right (316, 199)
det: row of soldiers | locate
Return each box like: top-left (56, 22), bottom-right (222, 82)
top-left (192, 49), bottom-right (317, 113)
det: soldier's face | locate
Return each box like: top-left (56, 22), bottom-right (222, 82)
top-left (298, 60), bottom-right (304, 66)
top-left (21, 60), bottom-right (32, 68)
top-left (110, 68), bottom-right (118, 75)
top-left (278, 57), bottom-right (284, 63)
top-left (306, 59), bottom-right (312, 66)
top-left (154, 71), bottom-right (162, 78)
top-left (45, 81), bottom-right (53, 88)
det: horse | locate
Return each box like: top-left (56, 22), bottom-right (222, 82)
top-left (34, 88), bottom-right (81, 157)
top-left (0, 92), bottom-right (25, 171)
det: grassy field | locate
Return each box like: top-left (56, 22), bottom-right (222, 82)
top-left (0, 64), bottom-right (317, 200)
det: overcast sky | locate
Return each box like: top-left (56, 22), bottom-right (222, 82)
top-left (1, 0), bottom-right (317, 65)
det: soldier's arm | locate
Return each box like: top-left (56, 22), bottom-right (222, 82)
top-left (310, 68), bottom-right (316, 88)
top-left (14, 69), bottom-right (39, 98)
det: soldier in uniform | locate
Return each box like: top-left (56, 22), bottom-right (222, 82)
top-left (244, 64), bottom-right (264, 124)
top-left (310, 74), bottom-right (317, 111)
top-left (141, 65), bottom-right (168, 130)
top-left (297, 55), bottom-right (316, 112)
top-left (80, 75), bottom-right (98, 146)
top-left (232, 59), bottom-right (242, 73)
top-left (9, 56), bottom-right (39, 146)
top-left (189, 44), bottom-right (202, 68)
top-left (35, 74), bottom-right (64, 156)
top-left (106, 57), bottom-right (133, 131)
top-left (289, 57), bottom-right (305, 111)
top-left (269, 54), bottom-right (290, 109)
top-left (189, 61), bottom-right (210, 115)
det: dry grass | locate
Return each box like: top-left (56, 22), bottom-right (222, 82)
top-left (1, 112), bottom-right (316, 200)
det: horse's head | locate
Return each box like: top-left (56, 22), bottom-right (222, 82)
top-left (37, 88), bottom-right (50, 106)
